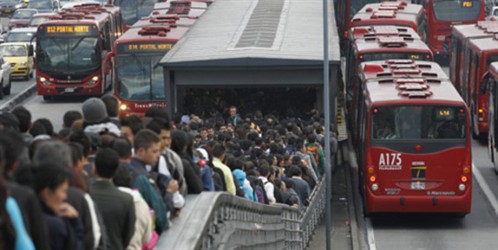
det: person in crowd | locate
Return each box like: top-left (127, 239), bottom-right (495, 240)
top-left (33, 163), bottom-right (83, 250)
top-left (101, 95), bottom-right (120, 126)
top-left (113, 167), bottom-right (153, 250)
top-left (226, 105), bottom-right (241, 126)
top-left (287, 165), bottom-right (311, 206)
top-left (0, 112), bottom-right (20, 131)
top-left (211, 143), bottom-right (236, 195)
top-left (32, 140), bottom-right (95, 250)
top-left (130, 129), bottom-right (173, 233)
top-left (90, 148), bottom-right (135, 250)
top-left (233, 169), bottom-right (256, 201)
top-left (0, 143), bottom-right (35, 250)
top-left (194, 148), bottom-right (215, 191)
top-left (61, 110), bottom-right (83, 132)
top-left (11, 106), bottom-right (33, 145)
top-left (282, 179), bottom-right (303, 209)
top-left (170, 130), bottom-right (203, 194)
top-left (258, 164), bottom-right (276, 205)
top-left (120, 115), bottom-right (143, 149)
top-left (0, 129), bottom-right (49, 250)
top-left (82, 97), bottom-right (120, 137)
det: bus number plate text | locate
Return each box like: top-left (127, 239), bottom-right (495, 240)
top-left (411, 182), bottom-right (425, 190)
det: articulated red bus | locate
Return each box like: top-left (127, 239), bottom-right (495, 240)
top-left (449, 21), bottom-right (498, 94)
top-left (345, 34), bottom-right (433, 131)
top-left (349, 25), bottom-right (421, 42)
top-left (349, 1), bottom-right (425, 36)
top-left (113, 15), bottom-right (190, 117)
top-left (422, 0), bottom-right (486, 56)
top-left (356, 60), bottom-right (472, 215)
top-left (487, 62), bottom-right (498, 174)
top-left (36, 5), bottom-right (121, 100)
top-left (152, 0), bottom-right (208, 19)
top-left (462, 35), bottom-right (498, 139)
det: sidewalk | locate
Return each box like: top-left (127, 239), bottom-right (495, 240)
top-left (307, 142), bottom-right (358, 250)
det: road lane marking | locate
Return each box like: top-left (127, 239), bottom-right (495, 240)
top-left (472, 163), bottom-right (498, 217)
top-left (366, 217), bottom-right (376, 250)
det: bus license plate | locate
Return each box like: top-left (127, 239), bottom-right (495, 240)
top-left (411, 182), bottom-right (425, 190)
top-left (65, 87), bottom-right (75, 93)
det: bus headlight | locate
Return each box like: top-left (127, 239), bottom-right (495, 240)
top-left (87, 76), bottom-right (99, 85)
top-left (458, 184), bottom-right (466, 191)
top-left (371, 183), bottom-right (379, 191)
top-left (39, 77), bottom-right (49, 85)
top-left (120, 104), bottom-right (130, 111)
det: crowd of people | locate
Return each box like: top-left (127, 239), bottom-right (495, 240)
top-left (0, 96), bottom-right (336, 250)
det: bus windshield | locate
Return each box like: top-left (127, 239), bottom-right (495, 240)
top-left (114, 0), bottom-right (156, 25)
top-left (372, 105), bottom-right (467, 139)
top-left (37, 37), bottom-right (100, 76)
top-left (361, 52), bottom-right (432, 62)
top-left (116, 54), bottom-right (164, 101)
top-left (432, 0), bottom-right (481, 22)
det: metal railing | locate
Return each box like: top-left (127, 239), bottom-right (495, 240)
top-left (157, 178), bottom-right (326, 249)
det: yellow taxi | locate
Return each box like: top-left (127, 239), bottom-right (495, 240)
top-left (0, 42), bottom-right (34, 80)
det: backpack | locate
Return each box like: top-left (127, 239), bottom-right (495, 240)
top-left (248, 177), bottom-right (269, 205)
top-left (306, 144), bottom-right (320, 164)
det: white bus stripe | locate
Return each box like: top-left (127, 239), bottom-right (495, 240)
top-left (366, 217), bottom-right (377, 250)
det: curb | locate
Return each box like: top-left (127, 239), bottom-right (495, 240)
top-left (0, 83), bottom-right (37, 112)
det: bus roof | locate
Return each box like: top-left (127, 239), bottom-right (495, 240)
top-left (351, 11), bottom-right (420, 29)
top-left (148, 11), bottom-right (198, 27)
top-left (153, 1), bottom-right (209, 11)
top-left (150, 6), bottom-right (205, 20)
top-left (116, 23), bottom-right (191, 45)
top-left (359, 60), bottom-right (448, 83)
top-left (41, 4), bottom-right (116, 28)
top-left (358, 1), bottom-right (423, 16)
top-left (490, 61), bottom-right (498, 80)
top-left (349, 25), bottom-right (421, 41)
top-left (364, 76), bottom-right (464, 105)
top-left (354, 36), bottom-right (431, 54)
top-left (451, 21), bottom-right (498, 40)
top-left (469, 34), bottom-right (498, 52)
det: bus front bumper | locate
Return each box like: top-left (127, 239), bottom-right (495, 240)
top-left (366, 193), bottom-right (472, 214)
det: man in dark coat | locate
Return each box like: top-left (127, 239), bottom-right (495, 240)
top-left (90, 148), bottom-right (136, 250)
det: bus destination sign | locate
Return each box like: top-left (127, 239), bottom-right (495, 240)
top-left (117, 42), bottom-right (173, 54)
top-left (40, 25), bottom-right (99, 36)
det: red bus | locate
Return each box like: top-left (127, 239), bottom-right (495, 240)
top-left (350, 1), bottom-right (425, 36)
top-left (112, 0), bottom-right (159, 28)
top-left (486, 62), bottom-right (498, 174)
top-left (356, 61), bottom-right (472, 215)
top-left (349, 25), bottom-right (421, 42)
top-left (152, 1), bottom-right (209, 19)
top-left (36, 6), bottom-right (120, 100)
top-left (63, 2), bottom-right (124, 37)
top-left (461, 35), bottom-right (498, 139)
top-left (345, 35), bottom-right (433, 129)
top-left (449, 21), bottom-right (498, 94)
top-left (422, 0), bottom-right (486, 56)
top-left (113, 15), bottom-right (190, 117)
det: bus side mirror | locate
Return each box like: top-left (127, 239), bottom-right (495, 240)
top-left (28, 45), bottom-right (33, 57)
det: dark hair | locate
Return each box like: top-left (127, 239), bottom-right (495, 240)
top-left (63, 110), bottom-right (83, 128)
top-left (259, 165), bottom-right (270, 177)
top-left (94, 148), bottom-right (119, 178)
top-left (134, 129), bottom-right (161, 152)
top-left (101, 95), bottom-right (120, 117)
top-left (212, 143), bottom-right (226, 158)
top-left (11, 106), bottom-right (31, 133)
top-left (33, 162), bottom-right (71, 194)
top-left (0, 130), bottom-right (25, 177)
top-left (0, 144), bottom-right (15, 250)
top-left (68, 131), bottom-right (92, 157)
top-left (112, 166), bottom-right (132, 188)
top-left (170, 130), bottom-right (188, 155)
top-left (145, 106), bottom-right (170, 121)
top-left (287, 165), bottom-right (302, 177)
top-left (29, 120), bottom-right (47, 138)
top-left (35, 118), bottom-right (54, 136)
top-left (120, 115), bottom-right (144, 136)
top-left (68, 142), bottom-right (83, 166)
top-left (112, 137), bottom-right (132, 159)
top-left (146, 117), bottom-right (170, 134)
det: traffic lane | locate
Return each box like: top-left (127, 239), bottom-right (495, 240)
top-left (370, 182), bottom-right (498, 250)
top-left (0, 77), bottom-right (34, 107)
top-left (472, 139), bottom-right (498, 209)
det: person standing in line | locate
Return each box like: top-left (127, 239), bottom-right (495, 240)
top-left (227, 105), bottom-right (241, 126)
top-left (212, 143), bottom-right (236, 195)
top-left (90, 148), bottom-right (136, 250)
